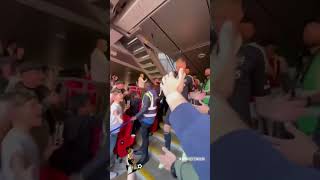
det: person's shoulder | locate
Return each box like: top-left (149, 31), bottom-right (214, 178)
top-left (111, 102), bottom-right (121, 110)
top-left (1, 129), bottom-right (24, 149)
top-left (90, 49), bottom-right (100, 60)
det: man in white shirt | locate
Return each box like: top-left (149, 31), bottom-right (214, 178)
top-left (137, 73), bottom-right (147, 89)
top-left (90, 39), bottom-right (108, 113)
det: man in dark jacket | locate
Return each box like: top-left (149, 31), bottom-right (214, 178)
top-left (50, 94), bottom-right (95, 175)
top-left (131, 82), bottom-right (158, 165)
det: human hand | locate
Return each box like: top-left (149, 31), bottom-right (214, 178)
top-left (44, 136), bottom-right (63, 160)
top-left (161, 69), bottom-right (186, 97)
top-left (131, 116), bottom-right (137, 121)
top-left (190, 91), bottom-right (206, 101)
top-left (266, 123), bottom-right (317, 166)
top-left (194, 101), bottom-right (209, 114)
top-left (124, 104), bottom-right (130, 111)
top-left (158, 147), bottom-right (177, 171)
top-left (258, 95), bottom-right (307, 122)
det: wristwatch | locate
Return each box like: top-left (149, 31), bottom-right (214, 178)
top-left (313, 149), bottom-right (320, 169)
top-left (170, 161), bottom-right (177, 178)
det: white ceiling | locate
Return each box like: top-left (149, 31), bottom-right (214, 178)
top-left (140, 0), bottom-right (210, 77)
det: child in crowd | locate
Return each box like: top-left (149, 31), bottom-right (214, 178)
top-left (110, 88), bottom-right (125, 178)
top-left (1, 91), bottom-right (62, 180)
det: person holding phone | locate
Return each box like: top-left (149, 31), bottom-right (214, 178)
top-left (1, 92), bottom-right (62, 180)
top-left (163, 58), bottom-right (193, 151)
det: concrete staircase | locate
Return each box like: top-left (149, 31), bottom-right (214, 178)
top-left (119, 35), bottom-right (167, 81)
top-left (113, 123), bottom-right (184, 180)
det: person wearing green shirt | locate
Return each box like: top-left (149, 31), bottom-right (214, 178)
top-left (297, 21), bottom-right (320, 135)
top-left (203, 68), bottom-right (210, 105)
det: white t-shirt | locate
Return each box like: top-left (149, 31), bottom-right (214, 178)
top-left (90, 48), bottom-right (108, 83)
top-left (1, 128), bottom-right (40, 180)
top-left (110, 103), bottom-right (123, 134)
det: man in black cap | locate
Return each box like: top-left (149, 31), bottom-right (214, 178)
top-left (12, 62), bottom-right (47, 100)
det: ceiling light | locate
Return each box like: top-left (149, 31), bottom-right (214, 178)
top-left (198, 53), bottom-right (206, 59)
top-left (134, 46), bottom-right (144, 53)
top-left (127, 37), bottom-right (138, 45)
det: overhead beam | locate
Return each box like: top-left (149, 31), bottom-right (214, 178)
top-left (171, 41), bottom-right (210, 56)
top-left (15, 0), bottom-right (106, 34)
top-left (110, 57), bottom-right (143, 72)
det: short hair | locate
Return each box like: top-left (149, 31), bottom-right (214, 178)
top-left (111, 88), bottom-right (123, 95)
top-left (176, 56), bottom-right (187, 63)
top-left (0, 91), bottom-right (37, 108)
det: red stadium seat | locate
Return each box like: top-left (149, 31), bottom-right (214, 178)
top-left (113, 114), bottom-right (135, 158)
top-left (63, 79), bottom-right (97, 105)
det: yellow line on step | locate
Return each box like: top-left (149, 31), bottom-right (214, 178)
top-left (153, 131), bottom-right (180, 147)
top-left (138, 168), bottom-right (155, 180)
top-left (149, 142), bottom-right (162, 156)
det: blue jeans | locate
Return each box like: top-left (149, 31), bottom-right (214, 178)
top-left (110, 133), bottom-right (118, 158)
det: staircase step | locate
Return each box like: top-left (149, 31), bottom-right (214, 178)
top-left (137, 156), bottom-right (176, 180)
top-left (133, 46), bottom-right (145, 55)
top-left (135, 131), bottom-right (183, 162)
top-left (141, 63), bottom-right (155, 69)
top-left (136, 167), bottom-right (156, 180)
top-left (138, 57), bottom-right (151, 63)
top-left (134, 133), bottom-right (181, 180)
top-left (153, 131), bottom-right (182, 152)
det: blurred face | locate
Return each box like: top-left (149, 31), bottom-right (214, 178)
top-left (140, 74), bottom-right (144, 78)
top-left (205, 68), bottom-right (211, 77)
top-left (113, 93), bottom-right (124, 102)
top-left (116, 83), bottom-right (125, 89)
top-left (185, 69), bottom-right (190, 75)
top-left (16, 99), bottom-right (42, 127)
top-left (303, 22), bottom-right (320, 47)
top-left (239, 22), bottom-right (255, 41)
top-left (22, 70), bottom-right (44, 87)
top-left (46, 92), bottom-right (61, 106)
top-left (175, 59), bottom-right (187, 71)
